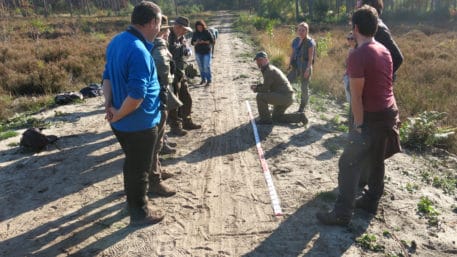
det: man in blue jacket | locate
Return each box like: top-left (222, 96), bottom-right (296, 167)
top-left (102, 1), bottom-right (169, 227)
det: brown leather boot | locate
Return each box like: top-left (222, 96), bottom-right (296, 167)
top-left (183, 118), bottom-right (202, 130)
top-left (316, 210), bottom-right (351, 226)
top-left (148, 182), bottom-right (176, 197)
top-left (130, 205), bottom-right (164, 227)
top-left (161, 170), bottom-right (174, 180)
top-left (169, 126), bottom-right (187, 136)
top-left (160, 143), bottom-right (176, 155)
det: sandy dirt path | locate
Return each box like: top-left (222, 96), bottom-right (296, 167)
top-left (1, 11), bottom-right (457, 257)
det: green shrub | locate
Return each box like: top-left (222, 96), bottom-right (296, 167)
top-left (0, 130), bottom-right (17, 141)
top-left (400, 111), bottom-right (456, 151)
top-left (356, 234), bottom-right (385, 252)
top-left (417, 196), bottom-right (440, 226)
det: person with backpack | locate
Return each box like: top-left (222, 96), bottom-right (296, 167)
top-left (208, 27), bottom-right (218, 57)
top-left (168, 16), bottom-right (202, 135)
top-left (191, 19), bottom-right (215, 87)
top-left (288, 22), bottom-right (316, 114)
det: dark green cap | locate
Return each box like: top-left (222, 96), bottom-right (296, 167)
top-left (253, 51), bottom-right (268, 61)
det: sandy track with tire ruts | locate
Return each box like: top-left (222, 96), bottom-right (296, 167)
top-left (1, 11), bottom-right (457, 257)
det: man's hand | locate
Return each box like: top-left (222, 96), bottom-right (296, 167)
top-left (105, 105), bottom-right (114, 121)
top-left (106, 107), bottom-right (121, 123)
top-left (250, 84), bottom-right (257, 92)
top-left (304, 68), bottom-right (311, 79)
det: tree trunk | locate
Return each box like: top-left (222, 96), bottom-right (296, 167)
top-left (67, 0), bottom-right (72, 17)
top-left (295, 0), bottom-right (299, 21)
top-left (308, 0), bottom-right (313, 20)
top-left (173, 0), bottom-right (178, 15)
top-left (43, 0), bottom-right (48, 17)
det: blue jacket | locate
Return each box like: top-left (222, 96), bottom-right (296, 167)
top-left (103, 28), bottom-right (161, 132)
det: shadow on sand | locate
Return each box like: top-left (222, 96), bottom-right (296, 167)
top-left (242, 188), bottom-right (373, 257)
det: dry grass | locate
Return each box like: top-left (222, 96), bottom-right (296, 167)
top-left (254, 23), bottom-right (457, 151)
top-left (0, 16), bottom-right (128, 121)
top-left (256, 24), bottom-right (457, 120)
top-left (1, 16), bottom-right (456, 150)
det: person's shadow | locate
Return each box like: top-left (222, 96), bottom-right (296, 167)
top-left (242, 189), bottom-right (373, 257)
top-left (163, 122), bottom-right (273, 165)
top-left (263, 123), bottom-right (347, 161)
top-left (0, 126), bottom-right (139, 256)
top-left (0, 191), bottom-right (145, 257)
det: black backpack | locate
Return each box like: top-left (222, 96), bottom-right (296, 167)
top-left (20, 128), bottom-right (58, 152)
top-left (54, 92), bottom-right (83, 105)
top-left (80, 83), bottom-right (103, 98)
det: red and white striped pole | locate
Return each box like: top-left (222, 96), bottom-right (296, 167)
top-left (246, 101), bottom-right (283, 217)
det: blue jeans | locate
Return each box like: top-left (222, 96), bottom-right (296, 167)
top-left (195, 52), bottom-right (212, 82)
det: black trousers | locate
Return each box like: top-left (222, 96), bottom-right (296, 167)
top-left (334, 128), bottom-right (387, 218)
top-left (112, 126), bottom-right (158, 219)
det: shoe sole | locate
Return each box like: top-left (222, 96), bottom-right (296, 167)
top-left (148, 191), bottom-right (176, 197)
top-left (130, 215), bottom-right (164, 227)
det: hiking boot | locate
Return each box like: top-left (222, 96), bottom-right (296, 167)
top-left (169, 127), bottom-right (188, 136)
top-left (316, 210), bottom-right (350, 226)
top-left (255, 118), bottom-right (273, 125)
top-left (161, 171), bottom-right (174, 180)
top-left (183, 119), bottom-right (202, 130)
top-left (148, 182), bottom-right (176, 197)
top-left (130, 210), bottom-right (164, 227)
top-left (300, 113), bottom-right (308, 125)
top-left (355, 196), bottom-right (379, 214)
top-left (160, 143), bottom-right (176, 155)
top-left (165, 140), bottom-right (177, 147)
top-left (199, 80), bottom-right (206, 85)
top-left (205, 82), bottom-right (212, 87)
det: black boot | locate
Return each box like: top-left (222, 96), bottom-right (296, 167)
top-left (169, 126), bottom-right (187, 136)
top-left (316, 210), bottom-right (351, 226)
top-left (148, 181), bottom-right (176, 197)
top-left (355, 196), bottom-right (379, 214)
top-left (164, 136), bottom-right (177, 147)
top-left (183, 118), bottom-right (202, 130)
top-left (130, 206), bottom-right (164, 227)
top-left (160, 143), bottom-right (176, 155)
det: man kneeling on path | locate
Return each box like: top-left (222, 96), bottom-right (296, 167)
top-left (251, 51), bottom-right (308, 125)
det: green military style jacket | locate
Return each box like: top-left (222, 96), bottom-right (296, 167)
top-left (151, 38), bottom-right (171, 87)
top-left (256, 63), bottom-right (294, 94)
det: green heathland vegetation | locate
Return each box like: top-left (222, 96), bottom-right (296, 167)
top-left (234, 13), bottom-right (457, 153)
top-left (0, 6), bottom-right (456, 152)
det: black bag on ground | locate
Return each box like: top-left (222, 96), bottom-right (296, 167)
top-left (20, 128), bottom-right (58, 152)
top-left (80, 83), bottom-right (103, 98)
top-left (55, 92), bottom-right (83, 105)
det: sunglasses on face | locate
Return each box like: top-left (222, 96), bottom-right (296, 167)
top-left (347, 37), bottom-right (354, 40)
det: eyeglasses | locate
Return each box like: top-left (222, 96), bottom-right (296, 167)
top-left (346, 37), bottom-right (354, 41)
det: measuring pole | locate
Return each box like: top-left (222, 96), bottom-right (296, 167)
top-left (246, 101), bottom-right (283, 216)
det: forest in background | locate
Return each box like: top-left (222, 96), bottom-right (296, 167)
top-left (1, 0), bottom-right (457, 22)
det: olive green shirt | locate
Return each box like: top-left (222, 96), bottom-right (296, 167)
top-left (151, 38), bottom-right (171, 87)
top-left (256, 63), bottom-right (294, 94)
